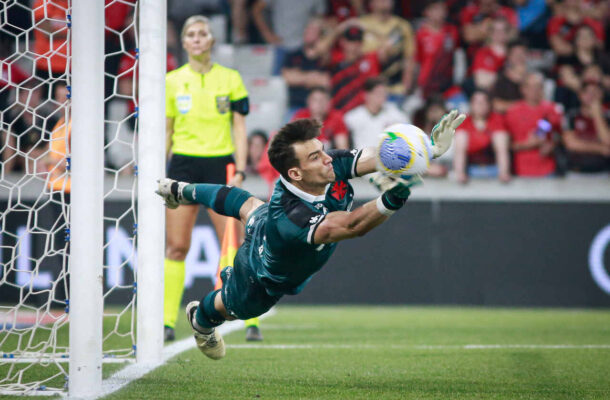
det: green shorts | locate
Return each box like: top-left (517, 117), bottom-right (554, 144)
top-left (219, 204), bottom-right (281, 320)
top-left (219, 264), bottom-right (280, 320)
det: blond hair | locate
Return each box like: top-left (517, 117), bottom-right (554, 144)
top-left (181, 15), bottom-right (212, 40)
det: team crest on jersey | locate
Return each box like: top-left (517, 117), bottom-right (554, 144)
top-left (331, 181), bottom-right (348, 201)
top-left (176, 95), bottom-right (192, 114)
top-left (216, 95), bottom-right (230, 114)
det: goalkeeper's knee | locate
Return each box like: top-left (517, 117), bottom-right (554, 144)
top-left (182, 184), bottom-right (252, 219)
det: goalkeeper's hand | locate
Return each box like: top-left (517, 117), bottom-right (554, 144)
top-left (369, 173), bottom-right (423, 199)
top-left (430, 109), bottom-right (466, 159)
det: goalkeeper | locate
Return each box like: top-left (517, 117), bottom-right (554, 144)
top-left (156, 111), bottom-right (465, 360)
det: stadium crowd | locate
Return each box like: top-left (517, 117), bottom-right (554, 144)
top-left (1, 0), bottom-right (609, 186)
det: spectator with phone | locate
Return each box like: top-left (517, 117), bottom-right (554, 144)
top-left (505, 72), bottom-right (563, 177)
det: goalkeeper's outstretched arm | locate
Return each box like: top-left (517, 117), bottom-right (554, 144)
top-left (313, 175), bottom-right (413, 244)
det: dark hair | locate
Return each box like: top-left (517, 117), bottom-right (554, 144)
top-left (308, 86), bottom-right (330, 97)
top-left (363, 77), bottom-right (387, 92)
top-left (508, 37), bottom-right (529, 50)
top-left (423, 0), bottom-right (446, 10)
top-left (471, 89), bottom-right (491, 102)
top-left (268, 118), bottom-right (321, 180)
top-left (249, 129), bottom-right (268, 144)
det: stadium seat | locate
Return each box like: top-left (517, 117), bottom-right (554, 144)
top-left (244, 76), bottom-right (287, 106)
top-left (246, 100), bottom-right (285, 136)
top-left (233, 45), bottom-right (274, 77)
top-left (212, 44), bottom-right (235, 69)
top-left (212, 44), bottom-right (274, 78)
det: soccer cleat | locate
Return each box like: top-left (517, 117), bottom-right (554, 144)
top-left (245, 325), bottom-right (263, 342)
top-left (156, 178), bottom-right (191, 209)
top-left (185, 301), bottom-right (226, 360)
top-left (164, 325), bottom-right (175, 342)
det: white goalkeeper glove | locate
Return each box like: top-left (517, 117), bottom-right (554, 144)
top-left (430, 109), bottom-right (466, 159)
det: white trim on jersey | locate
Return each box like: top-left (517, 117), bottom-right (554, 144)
top-left (280, 176), bottom-right (329, 203)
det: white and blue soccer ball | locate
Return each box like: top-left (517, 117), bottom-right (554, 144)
top-left (376, 123), bottom-right (433, 176)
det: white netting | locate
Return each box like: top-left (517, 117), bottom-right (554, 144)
top-left (0, 0), bottom-right (139, 394)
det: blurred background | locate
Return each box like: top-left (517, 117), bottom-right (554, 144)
top-left (0, 0), bottom-right (609, 307)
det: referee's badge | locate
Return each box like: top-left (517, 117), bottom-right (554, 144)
top-left (176, 94), bottom-right (192, 114)
top-left (216, 95), bottom-right (230, 114)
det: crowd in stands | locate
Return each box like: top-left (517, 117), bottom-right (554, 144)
top-left (1, 0), bottom-right (609, 189)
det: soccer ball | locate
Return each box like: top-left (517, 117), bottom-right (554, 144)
top-left (376, 123), bottom-right (433, 176)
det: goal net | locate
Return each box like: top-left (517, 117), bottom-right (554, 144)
top-left (0, 0), bottom-right (164, 396)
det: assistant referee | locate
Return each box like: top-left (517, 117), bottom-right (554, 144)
top-left (164, 15), bottom-right (249, 341)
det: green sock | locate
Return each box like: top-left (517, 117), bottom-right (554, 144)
top-left (245, 317), bottom-right (260, 328)
top-left (164, 258), bottom-right (185, 329)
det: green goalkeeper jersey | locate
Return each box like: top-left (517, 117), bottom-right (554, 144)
top-left (235, 149), bottom-right (362, 297)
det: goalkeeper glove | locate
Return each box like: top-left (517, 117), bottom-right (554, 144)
top-left (369, 173), bottom-right (423, 198)
top-left (430, 109), bottom-right (466, 159)
top-left (369, 173), bottom-right (423, 216)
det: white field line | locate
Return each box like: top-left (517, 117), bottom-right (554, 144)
top-left (95, 308), bottom-right (276, 400)
top-left (0, 357), bottom-right (132, 364)
top-left (226, 343), bottom-right (610, 350)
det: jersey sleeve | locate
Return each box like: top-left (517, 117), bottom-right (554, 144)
top-left (277, 199), bottom-right (326, 245)
top-left (327, 149), bottom-right (362, 180)
top-left (230, 70), bottom-right (248, 101)
top-left (230, 70), bottom-right (249, 115)
top-left (165, 75), bottom-right (177, 118)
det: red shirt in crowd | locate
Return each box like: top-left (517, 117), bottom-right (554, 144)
top-left (415, 23), bottom-right (459, 97)
top-left (291, 108), bottom-right (349, 147)
top-left (457, 113), bottom-right (506, 154)
top-left (329, 51), bottom-right (380, 114)
top-left (471, 46), bottom-right (506, 74)
top-left (1, 61), bottom-right (28, 90)
top-left (504, 100), bottom-right (563, 176)
top-left (105, 0), bottom-right (135, 34)
top-left (326, 0), bottom-right (360, 22)
top-left (546, 16), bottom-right (605, 43)
top-left (33, 0), bottom-right (69, 74)
top-left (566, 110), bottom-right (609, 143)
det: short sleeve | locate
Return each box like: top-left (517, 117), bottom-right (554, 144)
top-left (230, 70), bottom-right (248, 101)
top-left (165, 75), bottom-right (177, 118)
top-left (328, 149), bottom-right (362, 180)
top-left (331, 115), bottom-right (348, 138)
top-left (548, 103), bottom-right (564, 131)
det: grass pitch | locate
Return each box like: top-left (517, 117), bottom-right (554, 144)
top-left (104, 306), bottom-right (610, 400)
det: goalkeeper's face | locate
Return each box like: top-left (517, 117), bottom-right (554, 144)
top-left (291, 139), bottom-right (335, 187)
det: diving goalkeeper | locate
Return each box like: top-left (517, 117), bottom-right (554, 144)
top-left (156, 111), bottom-right (465, 360)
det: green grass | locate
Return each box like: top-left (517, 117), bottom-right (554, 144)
top-left (2, 306), bottom-right (610, 399)
top-left (106, 306), bottom-right (610, 400)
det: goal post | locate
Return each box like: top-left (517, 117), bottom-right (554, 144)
top-left (136, 0), bottom-right (167, 366)
top-left (69, 0), bottom-right (105, 396)
top-left (0, 0), bottom-right (166, 396)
